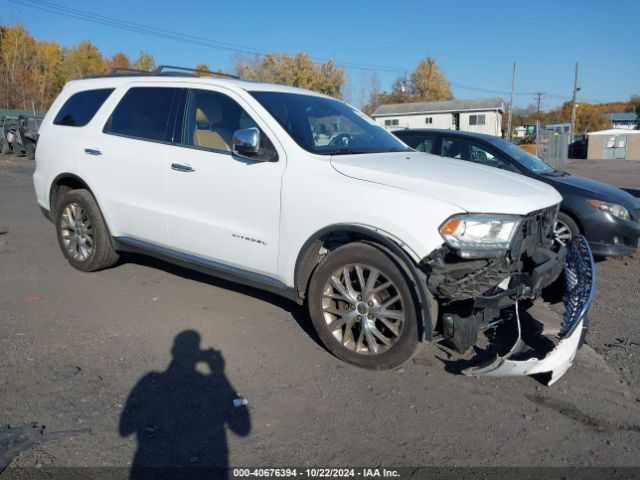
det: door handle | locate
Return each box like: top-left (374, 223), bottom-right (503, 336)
top-left (171, 162), bottom-right (195, 173)
top-left (84, 148), bottom-right (102, 156)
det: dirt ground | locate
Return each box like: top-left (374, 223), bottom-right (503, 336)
top-left (1, 156), bottom-right (640, 475)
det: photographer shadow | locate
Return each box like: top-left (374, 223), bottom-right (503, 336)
top-left (119, 330), bottom-right (250, 480)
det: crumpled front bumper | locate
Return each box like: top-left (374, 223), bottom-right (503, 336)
top-left (462, 235), bottom-right (596, 385)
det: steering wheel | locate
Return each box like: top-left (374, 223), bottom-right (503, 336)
top-left (329, 133), bottom-right (353, 147)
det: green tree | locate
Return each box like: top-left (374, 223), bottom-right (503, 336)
top-left (235, 52), bottom-right (345, 98)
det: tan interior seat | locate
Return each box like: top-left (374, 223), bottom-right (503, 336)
top-left (193, 97), bottom-right (231, 151)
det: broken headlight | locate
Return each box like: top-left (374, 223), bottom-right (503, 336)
top-left (439, 214), bottom-right (521, 259)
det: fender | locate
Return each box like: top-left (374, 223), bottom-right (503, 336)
top-left (294, 224), bottom-right (434, 341)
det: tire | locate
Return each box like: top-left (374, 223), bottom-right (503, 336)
top-left (554, 212), bottom-right (580, 246)
top-left (55, 189), bottom-right (119, 272)
top-left (26, 142), bottom-right (35, 160)
top-left (308, 242), bottom-right (419, 370)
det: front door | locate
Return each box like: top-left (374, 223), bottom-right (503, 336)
top-left (166, 88), bottom-right (284, 276)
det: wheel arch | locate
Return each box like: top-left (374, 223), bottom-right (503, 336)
top-left (294, 224), bottom-right (435, 341)
top-left (49, 173), bottom-right (96, 218)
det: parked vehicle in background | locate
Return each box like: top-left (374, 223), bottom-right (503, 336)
top-left (394, 129), bottom-right (640, 257)
top-left (33, 66), bottom-right (595, 384)
top-left (14, 115), bottom-right (43, 159)
top-left (0, 116), bottom-right (18, 154)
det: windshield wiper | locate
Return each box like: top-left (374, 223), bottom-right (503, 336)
top-left (328, 149), bottom-right (368, 155)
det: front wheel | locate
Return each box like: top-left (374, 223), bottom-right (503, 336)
top-left (554, 212), bottom-right (580, 246)
top-left (308, 242), bottom-right (419, 369)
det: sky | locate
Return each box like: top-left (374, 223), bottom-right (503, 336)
top-left (2, 0), bottom-right (638, 110)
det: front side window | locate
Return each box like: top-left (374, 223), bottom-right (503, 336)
top-left (104, 87), bottom-right (179, 142)
top-left (53, 88), bottom-right (114, 127)
top-left (179, 89), bottom-right (277, 161)
top-left (251, 91), bottom-right (409, 155)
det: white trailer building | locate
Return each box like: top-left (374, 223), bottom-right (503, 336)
top-left (373, 98), bottom-right (504, 136)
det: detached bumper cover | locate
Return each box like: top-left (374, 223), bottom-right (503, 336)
top-left (463, 235), bottom-right (596, 385)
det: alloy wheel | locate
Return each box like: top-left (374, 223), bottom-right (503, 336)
top-left (60, 202), bottom-right (94, 262)
top-left (553, 219), bottom-right (573, 246)
top-left (321, 264), bottom-right (405, 355)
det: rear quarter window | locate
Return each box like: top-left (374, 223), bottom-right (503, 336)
top-left (53, 88), bottom-right (114, 127)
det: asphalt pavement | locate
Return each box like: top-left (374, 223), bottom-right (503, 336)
top-left (1, 155), bottom-right (640, 474)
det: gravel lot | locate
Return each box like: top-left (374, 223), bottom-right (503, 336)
top-left (1, 155), bottom-right (639, 475)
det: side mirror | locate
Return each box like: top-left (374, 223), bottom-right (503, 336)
top-left (232, 128), bottom-right (260, 158)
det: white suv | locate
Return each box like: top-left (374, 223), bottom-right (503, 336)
top-left (33, 67), bottom-right (595, 383)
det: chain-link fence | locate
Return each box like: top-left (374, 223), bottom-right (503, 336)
top-left (510, 121), bottom-right (569, 168)
top-left (536, 124), bottom-right (569, 168)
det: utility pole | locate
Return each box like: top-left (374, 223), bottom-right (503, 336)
top-left (534, 92), bottom-right (544, 113)
top-left (507, 62), bottom-right (515, 142)
top-left (569, 63), bottom-right (580, 142)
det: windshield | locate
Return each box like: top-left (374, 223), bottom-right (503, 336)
top-left (250, 91), bottom-right (409, 155)
top-left (497, 140), bottom-right (555, 174)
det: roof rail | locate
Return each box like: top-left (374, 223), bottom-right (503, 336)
top-left (155, 65), bottom-right (239, 79)
top-left (84, 65), bottom-right (240, 80)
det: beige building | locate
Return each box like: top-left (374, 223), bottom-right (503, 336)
top-left (372, 98), bottom-right (504, 137)
top-left (587, 129), bottom-right (640, 161)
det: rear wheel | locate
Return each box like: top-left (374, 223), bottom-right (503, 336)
top-left (308, 242), bottom-right (419, 369)
top-left (554, 212), bottom-right (580, 246)
top-left (55, 189), bottom-right (119, 272)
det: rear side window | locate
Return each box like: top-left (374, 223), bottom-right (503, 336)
top-left (53, 88), bottom-right (114, 127)
top-left (104, 87), bottom-right (179, 142)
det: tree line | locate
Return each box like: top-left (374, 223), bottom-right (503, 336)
top-left (1, 22), bottom-right (637, 133)
top-left (0, 24), bottom-right (157, 111)
top-left (0, 23), bottom-right (454, 114)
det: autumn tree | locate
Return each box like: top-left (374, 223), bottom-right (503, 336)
top-left (235, 52), bottom-right (345, 98)
top-left (133, 51), bottom-right (155, 71)
top-left (410, 57), bottom-right (452, 101)
top-left (61, 40), bottom-right (108, 80)
top-left (109, 52), bottom-right (131, 70)
top-left (193, 63), bottom-right (209, 75)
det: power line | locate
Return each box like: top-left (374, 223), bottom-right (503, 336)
top-left (8, 0), bottom-right (401, 72)
top-left (7, 0), bottom-right (613, 105)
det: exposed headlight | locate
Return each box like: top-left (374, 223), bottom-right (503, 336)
top-left (439, 214), bottom-right (522, 258)
top-left (588, 199), bottom-right (630, 221)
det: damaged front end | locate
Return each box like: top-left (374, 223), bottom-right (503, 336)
top-left (424, 206), bottom-right (596, 385)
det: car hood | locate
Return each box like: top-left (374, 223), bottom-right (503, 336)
top-left (548, 174), bottom-right (640, 209)
top-left (330, 152), bottom-right (562, 215)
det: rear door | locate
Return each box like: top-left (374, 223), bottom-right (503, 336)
top-left (80, 85), bottom-right (182, 246)
top-left (165, 87), bottom-right (285, 276)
